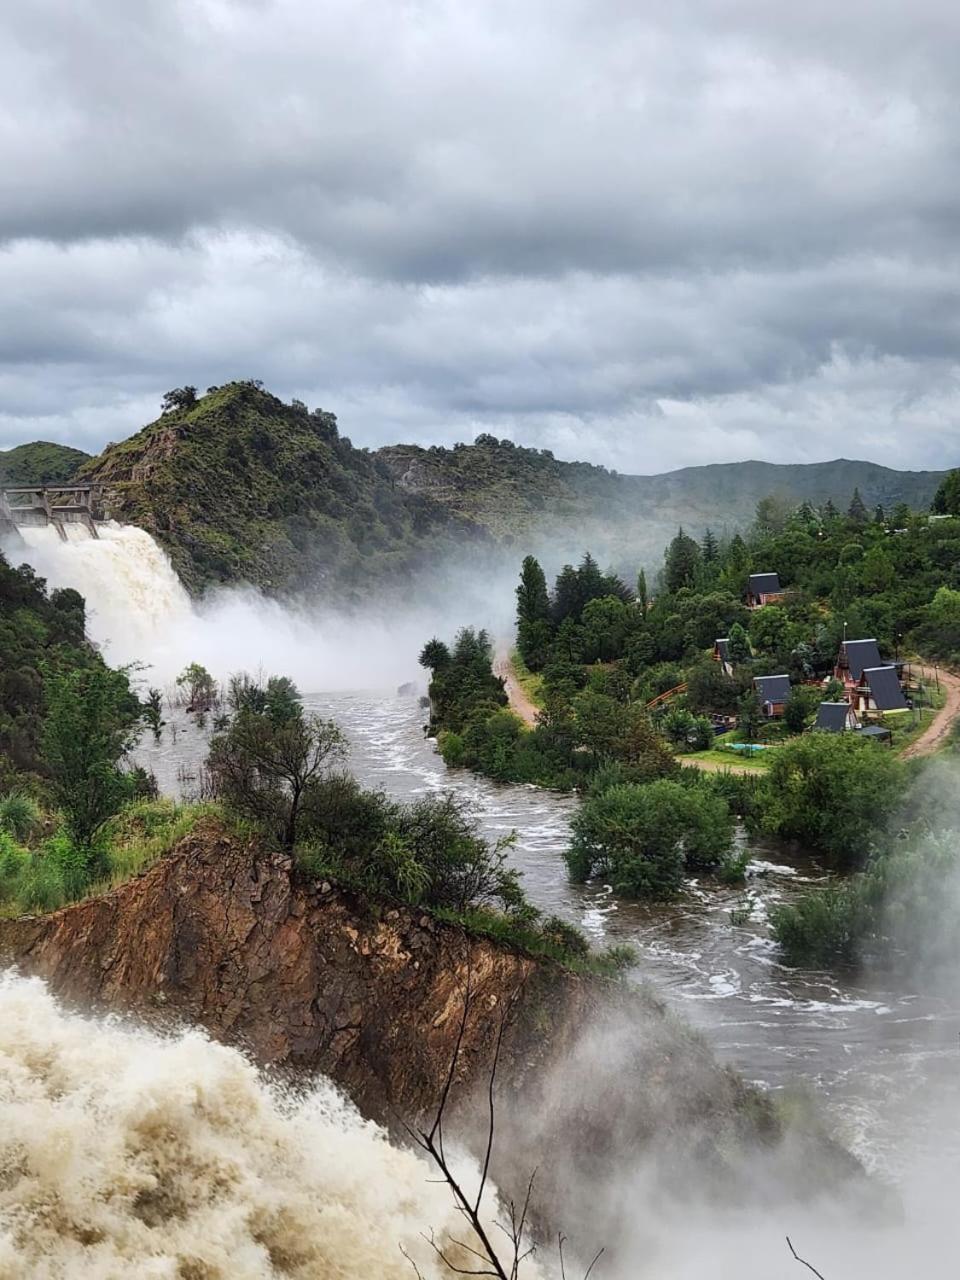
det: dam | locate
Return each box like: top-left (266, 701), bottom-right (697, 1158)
top-left (0, 484), bottom-right (105, 540)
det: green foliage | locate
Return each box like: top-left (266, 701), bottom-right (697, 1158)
top-left (176, 662), bottom-right (218, 709)
top-left (0, 440), bottom-right (90, 486)
top-left (663, 528), bottom-right (702, 593)
top-left (42, 664), bottom-right (143, 849)
top-left (208, 677), bottom-right (346, 847)
top-left (757, 733), bottom-right (908, 868)
top-left (0, 790), bottom-right (41, 841)
top-left (931, 468), bottom-right (960, 516)
top-left (566, 780), bottom-right (734, 900)
top-left (516, 555), bottom-right (553, 670)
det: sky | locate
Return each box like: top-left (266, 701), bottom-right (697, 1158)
top-left (2, 0), bottom-right (960, 475)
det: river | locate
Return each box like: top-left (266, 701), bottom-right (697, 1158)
top-left (137, 688), bottom-right (960, 1182)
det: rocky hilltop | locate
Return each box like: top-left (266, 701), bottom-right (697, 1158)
top-left (77, 381), bottom-right (484, 596)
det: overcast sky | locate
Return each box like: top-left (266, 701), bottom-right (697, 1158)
top-left (2, 0), bottom-right (960, 474)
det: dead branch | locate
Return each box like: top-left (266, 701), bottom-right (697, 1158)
top-left (787, 1236), bottom-right (826, 1280)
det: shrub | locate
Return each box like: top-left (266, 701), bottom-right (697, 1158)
top-left (566, 779), bottom-right (734, 900)
top-left (0, 790), bottom-right (41, 842)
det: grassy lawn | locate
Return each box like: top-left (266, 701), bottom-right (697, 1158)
top-left (681, 731), bottom-right (775, 770)
top-left (884, 685), bottom-right (946, 755)
top-left (509, 649), bottom-right (545, 708)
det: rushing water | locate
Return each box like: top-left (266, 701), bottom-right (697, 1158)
top-left (138, 690), bottom-right (960, 1179)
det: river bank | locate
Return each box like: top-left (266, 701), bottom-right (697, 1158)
top-left (135, 690), bottom-right (960, 1180)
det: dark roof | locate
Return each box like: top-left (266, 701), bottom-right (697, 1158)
top-left (859, 725), bottom-right (892, 740)
top-left (749, 572), bottom-right (781, 595)
top-left (754, 674), bottom-right (791, 705)
top-left (815, 702), bottom-right (851, 733)
top-left (862, 665), bottom-right (908, 711)
top-left (841, 639), bottom-right (883, 680)
top-left (715, 638), bottom-right (730, 658)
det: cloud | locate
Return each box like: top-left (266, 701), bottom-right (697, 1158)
top-left (2, 0), bottom-right (960, 472)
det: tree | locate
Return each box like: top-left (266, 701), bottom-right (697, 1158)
top-left (516, 555), bottom-right (550, 629)
top-left (702, 527), bottom-right (719, 562)
top-left (143, 687), bottom-right (165, 740)
top-left (636, 568), bottom-right (649, 618)
top-left (160, 385), bottom-right (198, 414)
top-left (686, 661), bottom-right (741, 715)
top-left (208, 680), bottom-right (346, 848)
top-left (418, 638), bottom-right (450, 672)
top-left (176, 662), bottom-right (217, 711)
top-left (566, 780), bottom-right (733, 899)
top-left (663, 528), bottom-right (702, 593)
top-left (758, 733), bottom-right (907, 868)
top-left (783, 685), bottom-right (819, 734)
top-left (42, 665), bottom-right (142, 852)
top-left (552, 564), bottom-right (581, 624)
top-left (580, 595), bottom-right (630, 662)
top-left (736, 689), bottom-right (761, 743)
top-left (749, 605), bottom-right (789, 656)
top-left (847, 488), bottom-right (868, 524)
top-left (932, 468), bottom-right (960, 516)
top-left (727, 622), bottom-right (752, 665)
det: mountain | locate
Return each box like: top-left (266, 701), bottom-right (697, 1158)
top-left (0, 441), bottom-right (91, 487)
top-left (78, 381), bottom-right (483, 595)
top-left (379, 438), bottom-right (949, 572)
top-left (55, 382), bottom-right (950, 595)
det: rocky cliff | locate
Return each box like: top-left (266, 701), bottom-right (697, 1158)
top-left (0, 818), bottom-right (869, 1253)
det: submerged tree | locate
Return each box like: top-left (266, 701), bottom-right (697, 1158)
top-left (208, 675), bottom-right (346, 847)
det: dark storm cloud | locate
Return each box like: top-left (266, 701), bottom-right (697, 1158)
top-left (2, 0), bottom-right (960, 471)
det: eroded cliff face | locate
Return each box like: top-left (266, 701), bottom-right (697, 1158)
top-left (0, 819), bottom-right (869, 1256)
top-left (0, 819), bottom-right (587, 1119)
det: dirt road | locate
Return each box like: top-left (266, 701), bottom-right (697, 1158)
top-left (493, 654), bottom-right (539, 727)
top-left (901, 665), bottom-right (960, 759)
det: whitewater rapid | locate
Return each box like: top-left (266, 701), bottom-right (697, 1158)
top-left (0, 972), bottom-right (526, 1280)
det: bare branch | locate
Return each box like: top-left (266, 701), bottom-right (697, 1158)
top-left (787, 1237), bottom-right (826, 1280)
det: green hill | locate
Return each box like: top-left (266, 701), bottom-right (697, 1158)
top-left (77, 382), bottom-right (483, 596)
top-left (378, 439), bottom-right (949, 572)
top-left (0, 441), bottom-right (91, 487)
top-left (33, 382), bottom-right (949, 597)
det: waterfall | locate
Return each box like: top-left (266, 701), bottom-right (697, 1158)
top-left (0, 972), bottom-right (524, 1280)
top-left (10, 521), bottom-right (194, 670)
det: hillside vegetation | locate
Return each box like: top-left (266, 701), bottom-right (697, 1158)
top-left (0, 441), bottom-right (90, 486)
top-left (78, 382), bottom-right (483, 595)
top-left (380, 436), bottom-right (948, 574)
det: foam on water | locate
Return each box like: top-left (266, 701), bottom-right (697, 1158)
top-left (0, 972), bottom-right (533, 1280)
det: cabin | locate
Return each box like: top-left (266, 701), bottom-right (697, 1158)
top-left (834, 638), bottom-right (883, 689)
top-left (714, 638), bottom-right (733, 677)
top-left (754, 674), bottom-right (791, 718)
top-left (746, 572), bottom-right (784, 609)
top-left (855, 665), bottom-right (909, 714)
top-left (814, 702), bottom-right (859, 733)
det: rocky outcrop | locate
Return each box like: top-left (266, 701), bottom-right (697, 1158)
top-left (0, 819), bottom-right (587, 1119)
top-left (0, 819), bottom-right (871, 1252)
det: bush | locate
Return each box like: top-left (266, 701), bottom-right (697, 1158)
top-left (0, 790), bottom-right (41, 842)
top-left (566, 779), bottom-right (734, 900)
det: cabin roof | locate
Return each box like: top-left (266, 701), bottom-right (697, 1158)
top-left (748, 572), bottom-right (781, 595)
top-left (861, 665), bottom-right (908, 711)
top-left (859, 725), bottom-right (892, 741)
top-left (715, 638), bottom-right (730, 658)
top-left (754, 674), bottom-right (791, 705)
top-left (841, 638), bottom-right (883, 680)
top-left (815, 702), bottom-right (851, 732)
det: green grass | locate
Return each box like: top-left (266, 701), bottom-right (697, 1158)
top-left (681, 745), bottom-right (773, 771)
top-left (509, 648), bottom-right (545, 708)
top-left (96, 799), bottom-right (218, 889)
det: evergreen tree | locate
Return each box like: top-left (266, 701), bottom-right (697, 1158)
top-left (821, 499), bottom-right (839, 521)
top-left (636, 568), bottom-right (649, 618)
top-left (932, 469), bottom-right (960, 516)
top-left (516, 556), bottom-right (550, 629)
top-left (847, 488), bottom-right (868, 524)
top-left (552, 564), bottom-right (580, 624)
top-left (727, 622), bottom-right (752, 665)
top-left (874, 504), bottom-right (886, 525)
top-left (701, 528), bottom-right (719, 562)
top-left (663, 528), bottom-right (702, 594)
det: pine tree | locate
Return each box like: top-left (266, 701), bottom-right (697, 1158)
top-left (663, 528), bottom-right (702, 594)
top-left (636, 568), bottom-right (649, 618)
top-left (932, 469), bottom-right (960, 516)
top-left (702, 528), bottom-right (719, 562)
top-left (552, 564), bottom-right (581, 624)
top-left (727, 622), bottom-right (752, 665)
top-left (874, 504), bottom-right (886, 525)
top-left (847, 488), bottom-right (868, 523)
top-left (516, 556), bottom-right (550, 629)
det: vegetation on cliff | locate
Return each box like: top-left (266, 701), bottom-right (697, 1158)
top-left (0, 440), bottom-right (90, 486)
top-left (78, 380), bottom-right (482, 596)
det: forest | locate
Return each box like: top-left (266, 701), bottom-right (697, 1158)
top-left (419, 475), bottom-right (960, 965)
